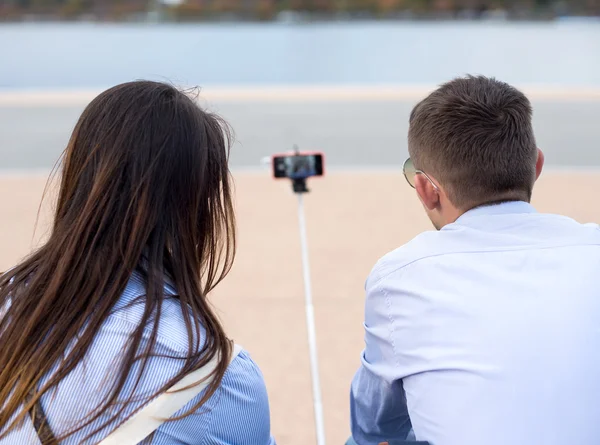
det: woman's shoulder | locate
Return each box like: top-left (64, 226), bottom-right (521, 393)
top-left (221, 348), bottom-right (271, 403)
top-left (155, 348), bottom-right (276, 445)
top-left (211, 348), bottom-right (272, 426)
top-left (202, 348), bottom-right (275, 444)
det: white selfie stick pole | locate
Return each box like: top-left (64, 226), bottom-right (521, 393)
top-left (295, 185), bottom-right (327, 445)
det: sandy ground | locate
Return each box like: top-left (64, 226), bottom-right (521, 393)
top-left (2, 171), bottom-right (600, 444)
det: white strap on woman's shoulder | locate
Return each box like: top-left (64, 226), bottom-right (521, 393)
top-left (98, 344), bottom-right (243, 445)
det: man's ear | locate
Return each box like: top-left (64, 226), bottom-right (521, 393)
top-left (535, 148), bottom-right (545, 180)
top-left (414, 174), bottom-right (440, 211)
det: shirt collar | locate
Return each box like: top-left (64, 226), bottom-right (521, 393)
top-left (454, 200), bottom-right (537, 225)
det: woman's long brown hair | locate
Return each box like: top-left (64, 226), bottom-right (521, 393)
top-left (0, 81), bottom-right (236, 443)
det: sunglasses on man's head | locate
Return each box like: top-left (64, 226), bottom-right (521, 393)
top-left (402, 157), bottom-right (439, 191)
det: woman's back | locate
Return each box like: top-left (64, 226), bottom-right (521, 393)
top-left (4, 272), bottom-right (273, 444)
top-left (0, 82), bottom-right (275, 444)
top-left (3, 272), bottom-right (274, 444)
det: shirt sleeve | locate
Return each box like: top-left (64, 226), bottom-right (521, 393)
top-left (349, 267), bottom-right (412, 445)
top-left (154, 350), bottom-right (276, 445)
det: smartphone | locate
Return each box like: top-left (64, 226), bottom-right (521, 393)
top-left (272, 152), bottom-right (325, 180)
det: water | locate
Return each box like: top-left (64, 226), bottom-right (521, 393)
top-left (1, 21), bottom-right (599, 169)
top-left (1, 21), bottom-right (600, 89)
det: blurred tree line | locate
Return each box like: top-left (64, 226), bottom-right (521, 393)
top-left (0, 0), bottom-right (598, 21)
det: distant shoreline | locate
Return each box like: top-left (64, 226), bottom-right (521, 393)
top-left (2, 10), bottom-right (600, 24)
top-left (2, 17), bottom-right (600, 25)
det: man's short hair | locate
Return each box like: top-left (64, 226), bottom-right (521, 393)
top-left (408, 75), bottom-right (538, 208)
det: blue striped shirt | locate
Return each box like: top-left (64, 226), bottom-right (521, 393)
top-left (2, 272), bottom-right (276, 445)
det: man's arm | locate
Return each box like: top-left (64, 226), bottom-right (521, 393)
top-left (349, 271), bottom-right (412, 445)
top-left (350, 364), bottom-right (412, 444)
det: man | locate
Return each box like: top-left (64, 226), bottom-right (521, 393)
top-left (350, 75), bottom-right (600, 445)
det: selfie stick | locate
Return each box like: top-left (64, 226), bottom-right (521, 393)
top-left (291, 149), bottom-right (327, 445)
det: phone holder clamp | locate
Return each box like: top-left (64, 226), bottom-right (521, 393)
top-left (292, 178), bottom-right (309, 194)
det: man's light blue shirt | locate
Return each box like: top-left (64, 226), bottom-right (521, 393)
top-left (351, 201), bottom-right (600, 445)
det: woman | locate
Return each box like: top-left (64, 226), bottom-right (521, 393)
top-left (0, 81), bottom-right (275, 444)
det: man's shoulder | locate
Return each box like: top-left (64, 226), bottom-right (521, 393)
top-left (367, 215), bottom-right (600, 289)
top-left (368, 229), bottom-right (457, 288)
